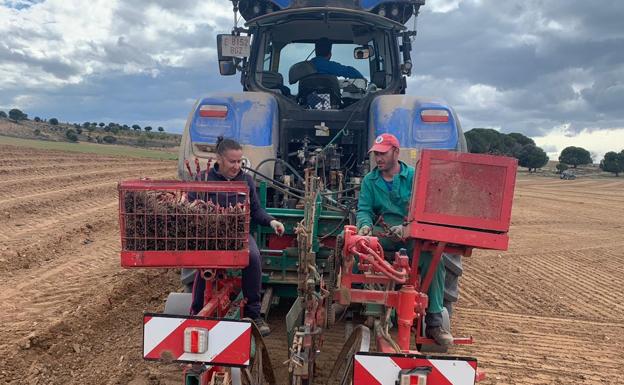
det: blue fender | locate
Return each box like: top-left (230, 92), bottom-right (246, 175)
top-left (369, 95), bottom-right (467, 153)
top-left (178, 92), bottom-right (279, 179)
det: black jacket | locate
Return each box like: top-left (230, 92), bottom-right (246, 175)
top-left (195, 165), bottom-right (274, 228)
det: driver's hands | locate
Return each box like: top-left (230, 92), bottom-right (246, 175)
top-left (357, 225), bottom-right (371, 236)
top-left (389, 225), bottom-right (404, 239)
top-left (270, 220), bottom-right (285, 236)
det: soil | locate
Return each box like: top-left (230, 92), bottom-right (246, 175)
top-left (0, 144), bottom-right (622, 384)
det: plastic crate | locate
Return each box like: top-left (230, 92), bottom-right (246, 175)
top-left (407, 150), bottom-right (517, 250)
top-left (118, 179), bottom-right (250, 268)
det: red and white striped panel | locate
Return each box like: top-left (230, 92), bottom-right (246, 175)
top-left (143, 313), bottom-right (251, 366)
top-left (353, 353), bottom-right (477, 385)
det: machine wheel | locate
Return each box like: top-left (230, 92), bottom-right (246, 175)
top-left (180, 268), bottom-right (196, 293)
top-left (163, 292), bottom-right (192, 315)
top-left (242, 321), bottom-right (277, 385)
top-left (326, 325), bottom-right (371, 385)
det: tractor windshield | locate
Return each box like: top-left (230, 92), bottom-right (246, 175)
top-left (276, 42), bottom-right (371, 95)
top-left (251, 16), bottom-right (399, 109)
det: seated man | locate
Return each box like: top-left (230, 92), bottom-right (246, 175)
top-left (310, 37), bottom-right (364, 79)
top-left (356, 133), bottom-right (454, 347)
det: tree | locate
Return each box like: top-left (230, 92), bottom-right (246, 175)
top-left (99, 122), bottom-right (105, 128)
top-left (49, 118), bottom-right (59, 125)
top-left (132, 124), bottom-right (141, 131)
top-left (0, 111), bottom-right (7, 118)
top-left (518, 144), bottom-right (549, 172)
top-left (102, 135), bottom-right (117, 144)
top-left (65, 129), bottom-right (78, 142)
top-left (600, 151), bottom-right (624, 177)
top-left (83, 121), bottom-right (91, 128)
top-left (507, 132), bottom-right (535, 147)
top-left (144, 126), bottom-right (152, 132)
top-left (34, 116), bottom-right (41, 122)
top-left (556, 163), bottom-right (569, 174)
top-left (110, 125), bottom-right (120, 134)
top-left (158, 126), bottom-right (164, 132)
top-left (559, 146), bottom-right (592, 168)
top-left (9, 108), bottom-right (27, 121)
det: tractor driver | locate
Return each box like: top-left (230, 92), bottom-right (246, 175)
top-left (310, 37), bottom-right (364, 79)
top-left (356, 133), bottom-right (454, 347)
top-left (190, 137), bottom-right (284, 337)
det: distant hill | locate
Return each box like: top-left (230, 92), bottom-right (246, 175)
top-left (0, 117), bottom-right (181, 150)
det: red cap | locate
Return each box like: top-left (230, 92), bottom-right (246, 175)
top-left (368, 133), bottom-right (400, 153)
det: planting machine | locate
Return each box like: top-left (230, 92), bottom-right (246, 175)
top-left (117, 0), bottom-right (519, 384)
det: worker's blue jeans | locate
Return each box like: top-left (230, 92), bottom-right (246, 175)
top-left (191, 235), bottom-right (262, 319)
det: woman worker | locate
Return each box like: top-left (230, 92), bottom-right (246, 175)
top-left (190, 137), bottom-right (284, 336)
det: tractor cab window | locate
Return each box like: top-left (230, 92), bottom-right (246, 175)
top-left (273, 41), bottom-right (373, 109)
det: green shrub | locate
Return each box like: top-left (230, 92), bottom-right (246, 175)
top-left (65, 129), bottom-right (78, 142)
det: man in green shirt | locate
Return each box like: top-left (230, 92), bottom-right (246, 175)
top-left (356, 133), bottom-right (453, 347)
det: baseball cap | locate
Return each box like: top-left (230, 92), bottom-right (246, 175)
top-left (368, 133), bottom-right (400, 153)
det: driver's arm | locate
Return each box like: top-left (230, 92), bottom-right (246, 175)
top-left (327, 60), bottom-right (364, 79)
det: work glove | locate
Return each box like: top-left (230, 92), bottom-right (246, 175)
top-left (357, 225), bottom-right (371, 236)
top-left (389, 224), bottom-right (404, 239)
top-left (270, 220), bottom-right (285, 236)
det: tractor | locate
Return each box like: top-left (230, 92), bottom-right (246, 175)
top-left (117, 1), bottom-right (519, 384)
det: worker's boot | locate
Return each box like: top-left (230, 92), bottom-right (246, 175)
top-left (426, 326), bottom-right (453, 347)
top-left (254, 318), bottom-right (271, 337)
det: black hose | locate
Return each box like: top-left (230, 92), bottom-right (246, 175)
top-left (255, 158), bottom-right (304, 181)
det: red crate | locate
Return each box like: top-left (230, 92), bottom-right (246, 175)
top-left (118, 179), bottom-right (250, 268)
top-left (407, 150), bottom-right (517, 250)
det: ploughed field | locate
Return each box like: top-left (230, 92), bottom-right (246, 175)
top-left (0, 144), bottom-right (622, 384)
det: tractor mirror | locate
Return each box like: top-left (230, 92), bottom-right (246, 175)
top-left (353, 45), bottom-right (373, 60)
top-left (219, 60), bottom-right (237, 76)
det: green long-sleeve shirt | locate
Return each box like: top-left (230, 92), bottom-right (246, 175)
top-left (356, 161), bottom-right (414, 228)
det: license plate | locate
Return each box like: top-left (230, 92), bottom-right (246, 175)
top-left (220, 35), bottom-right (251, 58)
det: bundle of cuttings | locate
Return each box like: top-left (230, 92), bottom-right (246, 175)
top-left (123, 190), bottom-right (248, 251)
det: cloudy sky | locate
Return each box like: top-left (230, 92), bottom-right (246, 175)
top-left (1, 0), bottom-right (623, 160)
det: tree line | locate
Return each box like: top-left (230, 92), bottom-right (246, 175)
top-left (0, 108), bottom-right (166, 133)
top-left (465, 128), bottom-right (623, 177)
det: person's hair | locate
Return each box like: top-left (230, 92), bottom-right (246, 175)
top-left (315, 38), bottom-right (332, 57)
top-left (215, 136), bottom-right (242, 155)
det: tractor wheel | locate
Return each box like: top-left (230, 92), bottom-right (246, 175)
top-left (180, 268), bottom-right (196, 293)
top-left (163, 292), bottom-right (192, 315)
top-left (327, 325), bottom-right (371, 385)
top-left (242, 321), bottom-right (277, 385)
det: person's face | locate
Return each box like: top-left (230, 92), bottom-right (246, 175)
top-left (373, 148), bottom-right (399, 172)
top-left (217, 149), bottom-right (244, 179)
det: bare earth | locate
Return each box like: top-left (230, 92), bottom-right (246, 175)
top-left (0, 144), bottom-right (622, 385)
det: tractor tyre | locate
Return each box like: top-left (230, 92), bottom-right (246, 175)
top-left (181, 268), bottom-right (196, 293)
top-left (164, 292), bottom-right (192, 315)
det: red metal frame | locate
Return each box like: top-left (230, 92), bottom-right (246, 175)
top-left (337, 226), bottom-right (472, 352)
top-left (407, 150), bottom-right (517, 250)
top-left (118, 179), bottom-right (251, 268)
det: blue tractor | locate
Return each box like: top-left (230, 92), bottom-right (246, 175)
top-left (175, 0), bottom-right (468, 383)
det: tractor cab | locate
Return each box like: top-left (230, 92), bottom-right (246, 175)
top-left (239, 7), bottom-right (408, 111)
